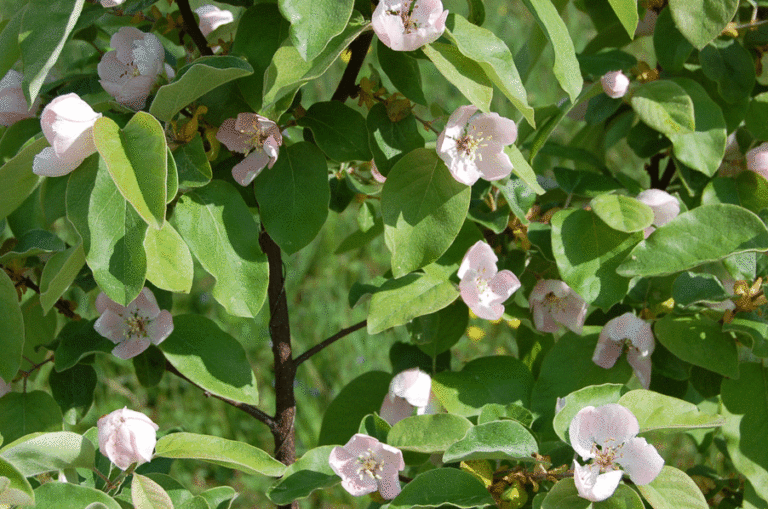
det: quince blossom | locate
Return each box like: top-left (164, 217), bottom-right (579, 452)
top-left (195, 5), bottom-right (235, 37)
top-left (458, 241), bottom-right (521, 320)
top-left (747, 143), bottom-right (768, 180)
top-left (636, 189), bottom-right (679, 238)
top-left (372, 0), bottom-right (448, 52)
top-left (94, 287), bottom-right (174, 360)
top-left (329, 434), bottom-right (405, 499)
top-left (216, 113), bottom-right (283, 186)
top-left (437, 105), bottom-right (518, 186)
top-left (592, 313), bottom-right (655, 389)
top-left (0, 70), bottom-right (40, 126)
top-left (379, 368), bottom-right (439, 425)
top-left (97, 407), bottom-right (159, 470)
top-left (100, 0), bottom-right (125, 6)
top-left (529, 279), bottom-right (587, 334)
top-left (97, 27), bottom-right (165, 110)
top-left (601, 71), bottom-right (630, 99)
top-left (570, 404), bottom-right (664, 502)
top-left (32, 93), bottom-right (102, 177)
top-left (0, 377), bottom-right (11, 398)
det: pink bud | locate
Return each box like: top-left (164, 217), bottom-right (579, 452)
top-left (380, 368), bottom-right (436, 425)
top-left (195, 5), bottom-right (234, 37)
top-left (601, 71), bottom-right (630, 99)
top-left (593, 312), bottom-right (655, 389)
top-left (97, 407), bottom-right (159, 470)
top-left (372, 0), bottom-right (448, 52)
top-left (636, 189), bottom-right (680, 238)
top-left (0, 70), bottom-right (40, 126)
top-left (747, 143), bottom-right (768, 180)
top-left (634, 9), bottom-right (658, 37)
top-left (329, 434), bottom-right (404, 499)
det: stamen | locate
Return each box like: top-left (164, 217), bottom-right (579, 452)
top-left (356, 449), bottom-right (384, 480)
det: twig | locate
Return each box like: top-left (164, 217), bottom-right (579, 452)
top-left (331, 31), bottom-right (374, 102)
top-left (176, 0), bottom-right (213, 56)
top-left (412, 112), bottom-right (441, 134)
top-left (294, 320), bottom-right (367, 366)
top-left (1, 264), bottom-right (79, 319)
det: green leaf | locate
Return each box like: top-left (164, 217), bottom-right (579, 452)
top-left (520, 0), bottom-right (583, 103)
top-left (410, 300), bottom-right (468, 357)
top-left (0, 137), bottom-right (46, 222)
top-left (231, 4), bottom-right (290, 111)
top-left (366, 103), bottom-right (425, 177)
top-left (630, 80), bottom-right (695, 137)
top-left (172, 180), bottom-right (268, 317)
top-left (160, 315), bottom-right (259, 406)
top-left (446, 14), bottom-right (534, 126)
top-left (382, 148), bottom-right (471, 278)
top-left (653, 8), bottom-right (693, 73)
top-left (723, 314), bottom-right (768, 358)
top-left (616, 204), bottom-right (768, 277)
top-left (32, 482), bottom-right (121, 509)
top-left (261, 15), bottom-right (369, 117)
top-left (377, 41), bottom-right (427, 105)
top-left (39, 244), bottom-right (85, 314)
top-left (49, 364), bottom-right (97, 422)
top-left (607, 0), bottom-right (638, 39)
top-left (165, 147), bottom-right (177, 203)
top-left (179, 496), bottom-right (210, 509)
top-left (388, 414), bottom-right (473, 454)
top-left (318, 371), bottom-right (391, 446)
top-left (254, 141), bottom-right (329, 255)
top-left (721, 363), bottom-right (768, 502)
top-left (279, 0), bottom-right (352, 61)
top-left (590, 194), bottom-right (654, 233)
top-left (358, 413), bottom-right (391, 443)
top-left (699, 40), bottom-right (755, 105)
top-left (0, 117), bottom-right (41, 165)
top-left (667, 77), bottom-right (727, 177)
top-left (669, 0), bottom-right (739, 50)
top-left (552, 384), bottom-right (626, 444)
top-left (0, 229), bottom-right (65, 264)
top-left (0, 432), bottom-right (94, 476)
top-left (503, 146), bottom-right (545, 195)
top-left (0, 391), bottom-right (62, 445)
top-left (577, 50), bottom-right (637, 79)
top-left (92, 112), bottom-right (167, 229)
top-left (617, 389), bottom-right (723, 432)
top-left (297, 102), bottom-right (371, 162)
top-left (53, 319), bottom-right (114, 372)
top-left (367, 273), bottom-right (460, 334)
top-left (0, 9), bottom-right (23, 85)
top-left (465, 0), bottom-right (485, 25)
top-left (387, 468), bottom-right (496, 509)
top-left (143, 222), bottom-right (193, 294)
top-left (551, 208), bottom-right (641, 309)
top-left (266, 446), bottom-right (338, 505)
top-left (150, 56), bottom-right (253, 122)
top-left (636, 466), bottom-right (709, 509)
top-left (132, 474), bottom-right (173, 509)
top-left (0, 456), bottom-right (34, 506)
top-left (653, 314), bottom-right (738, 378)
top-left (19, 0), bottom-right (85, 105)
top-left (443, 420), bottom-right (537, 463)
top-left (198, 486), bottom-right (236, 509)
top-left (671, 271), bottom-right (730, 307)
top-left (172, 135), bottom-right (212, 190)
top-left (66, 154), bottom-right (148, 306)
top-left (0, 270), bottom-right (23, 383)
top-left (422, 42), bottom-right (494, 113)
top-left (432, 356), bottom-right (533, 418)
top-left (155, 432), bottom-right (285, 477)
top-left (542, 480), bottom-right (644, 509)
top-left (747, 92), bottom-right (768, 140)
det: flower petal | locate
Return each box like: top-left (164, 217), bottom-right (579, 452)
top-left (626, 349), bottom-right (652, 389)
top-left (380, 395), bottom-right (415, 425)
top-left (389, 368), bottom-right (431, 407)
top-left (458, 241), bottom-right (497, 279)
top-left (94, 310), bottom-right (130, 344)
top-left (573, 461), bottom-right (623, 502)
top-left (147, 310), bottom-right (174, 345)
top-left (216, 118), bottom-right (251, 153)
top-left (112, 338), bottom-right (151, 359)
top-left (616, 437), bottom-right (664, 485)
top-left (231, 151), bottom-right (270, 186)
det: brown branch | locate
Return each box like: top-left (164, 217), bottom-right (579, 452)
top-left (176, 0), bottom-right (214, 56)
top-left (2, 264), bottom-right (79, 319)
top-left (165, 361), bottom-right (276, 428)
top-left (331, 31), bottom-right (374, 102)
top-left (294, 320), bottom-right (367, 366)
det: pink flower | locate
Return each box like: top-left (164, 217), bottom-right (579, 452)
top-left (216, 113), bottom-right (283, 186)
top-left (93, 287), bottom-right (174, 360)
top-left (0, 377), bottom-right (11, 398)
top-left (747, 143), bottom-right (768, 180)
top-left (569, 404), bottom-right (664, 502)
top-left (195, 5), bottom-right (234, 37)
top-left (32, 93), bottom-right (102, 177)
top-left (100, 0), bottom-right (125, 6)
top-left (0, 70), bottom-right (40, 126)
top-left (636, 189), bottom-right (680, 238)
top-left (437, 105), bottom-right (518, 186)
top-left (529, 280), bottom-right (588, 335)
top-left (457, 241), bottom-right (521, 320)
top-left (601, 71), bottom-right (630, 99)
top-left (372, 0), bottom-right (448, 52)
top-left (328, 434), bottom-right (405, 499)
top-left (97, 27), bottom-right (165, 110)
top-left (592, 313), bottom-right (655, 389)
top-left (97, 407), bottom-right (159, 470)
top-left (380, 368), bottom-right (440, 425)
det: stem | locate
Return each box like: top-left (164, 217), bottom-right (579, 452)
top-left (259, 230), bottom-right (298, 509)
top-left (412, 112), bottom-right (441, 134)
top-left (1, 264), bottom-right (79, 319)
top-left (331, 31), bottom-right (374, 102)
top-left (176, 0), bottom-right (213, 56)
top-left (294, 320), bottom-right (367, 366)
top-left (657, 157), bottom-right (676, 190)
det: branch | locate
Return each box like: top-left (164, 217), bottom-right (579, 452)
top-left (294, 320), bottom-right (367, 366)
top-left (1, 264), bottom-right (79, 319)
top-left (331, 31), bottom-right (374, 102)
top-left (176, 0), bottom-right (214, 56)
top-left (165, 361), bottom-right (277, 429)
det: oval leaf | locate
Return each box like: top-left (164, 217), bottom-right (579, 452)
top-left (39, 244), bottom-right (85, 314)
top-left (143, 222), bottom-right (193, 294)
top-left (266, 446), bottom-right (338, 505)
top-left (32, 482), bottom-right (120, 509)
top-left (443, 420), bottom-right (537, 463)
top-left (630, 80), bottom-right (695, 137)
top-left (590, 194), bottom-right (654, 233)
top-left (0, 391), bottom-right (62, 445)
top-left (0, 456), bottom-right (33, 506)
top-left (279, 0), bottom-right (352, 61)
top-left (636, 466), bottom-right (709, 509)
top-left (669, 0), bottom-right (739, 50)
top-left (132, 474), bottom-right (173, 509)
top-left (0, 136), bottom-right (46, 222)
top-left (388, 414), bottom-right (473, 454)
top-left (387, 468), bottom-right (496, 509)
top-left (297, 101), bottom-right (371, 162)
top-left (422, 42), bottom-right (493, 113)
top-left (617, 389), bottom-right (724, 432)
top-left (0, 270), bottom-right (23, 383)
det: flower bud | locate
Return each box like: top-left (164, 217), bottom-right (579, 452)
top-left (747, 142), bottom-right (768, 180)
top-left (195, 5), bottom-right (234, 37)
top-left (97, 407), bottom-right (158, 470)
top-left (601, 71), bottom-right (630, 99)
top-left (100, 0), bottom-right (125, 6)
top-left (0, 70), bottom-right (40, 126)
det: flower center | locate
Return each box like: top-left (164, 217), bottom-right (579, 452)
top-left (387, 1), bottom-right (420, 34)
top-left (124, 312), bottom-right (149, 339)
top-left (544, 292), bottom-right (566, 311)
top-left (454, 126), bottom-right (491, 162)
top-left (591, 442), bottom-right (622, 472)
top-left (356, 449), bottom-right (384, 480)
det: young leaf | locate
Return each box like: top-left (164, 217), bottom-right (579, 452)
top-left (442, 420), bottom-right (538, 463)
top-left (0, 457), bottom-right (33, 506)
top-left (279, 0), bottom-right (353, 61)
top-left (132, 473), bottom-right (174, 509)
top-left (143, 222), bottom-right (193, 294)
top-left (0, 432), bottom-right (95, 476)
top-left (388, 414), bottom-right (473, 454)
top-left (422, 42), bottom-right (493, 113)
